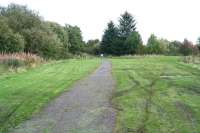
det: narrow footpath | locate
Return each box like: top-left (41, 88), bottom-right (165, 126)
top-left (11, 61), bottom-right (116, 133)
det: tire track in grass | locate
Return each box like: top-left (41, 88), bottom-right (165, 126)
top-left (135, 70), bottom-right (166, 133)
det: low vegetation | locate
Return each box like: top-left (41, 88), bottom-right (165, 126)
top-left (111, 56), bottom-right (200, 132)
top-left (0, 53), bottom-right (43, 69)
top-left (0, 59), bottom-right (100, 132)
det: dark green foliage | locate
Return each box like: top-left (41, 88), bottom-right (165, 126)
top-left (65, 25), bottom-right (84, 54)
top-left (22, 27), bottom-right (63, 59)
top-left (197, 37), bottom-right (200, 50)
top-left (101, 21), bottom-right (119, 55)
top-left (0, 4), bottom-right (63, 58)
top-left (45, 22), bottom-right (70, 58)
top-left (0, 16), bottom-right (25, 53)
top-left (83, 39), bottom-right (100, 55)
top-left (111, 38), bottom-right (125, 55)
top-left (168, 41), bottom-right (182, 55)
top-left (119, 11), bottom-right (136, 38)
top-left (100, 11), bottom-right (198, 56)
top-left (180, 39), bottom-right (193, 56)
top-left (0, 4), bottom-right (42, 33)
top-left (1, 4), bottom-right (198, 57)
top-left (124, 31), bottom-right (143, 54)
top-left (101, 12), bottom-right (142, 56)
top-left (0, 4), bottom-right (85, 58)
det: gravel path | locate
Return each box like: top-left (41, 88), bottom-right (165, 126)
top-left (11, 60), bottom-right (116, 133)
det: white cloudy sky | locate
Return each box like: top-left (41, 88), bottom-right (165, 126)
top-left (1, 0), bottom-right (200, 43)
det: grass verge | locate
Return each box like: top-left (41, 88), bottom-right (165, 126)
top-left (0, 59), bottom-right (100, 132)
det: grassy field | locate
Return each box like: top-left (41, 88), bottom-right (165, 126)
top-left (111, 56), bottom-right (200, 133)
top-left (0, 65), bottom-right (5, 74)
top-left (0, 59), bottom-right (100, 132)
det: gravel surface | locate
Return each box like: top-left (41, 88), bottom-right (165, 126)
top-left (11, 60), bottom-right (116, 133)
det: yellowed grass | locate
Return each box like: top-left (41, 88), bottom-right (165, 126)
top-left (0, 52), bottom-right (44, 67)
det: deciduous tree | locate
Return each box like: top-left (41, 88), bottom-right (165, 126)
top-left (0, 16), bottom-right (24, 53)
top-left (124, 31), bottom-right (143, 54)
top-left (147, 34), bottom-right (162, 54)
top-left (65, 25), bottom-right (84, 54)
top-left (180, 39), bottom-right (193, 56)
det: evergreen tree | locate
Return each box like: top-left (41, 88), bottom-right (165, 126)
top-left (119, 11), bottom-right (136, 38)
top-left (101, 21), bottom-right (119, 54)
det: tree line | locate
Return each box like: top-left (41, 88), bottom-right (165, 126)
top-left (0, 4), bottom-right (90, 59)
top-left (101, 11), bottom-right (200, 56)
top-left (0, 4), bottom-right (199, 58)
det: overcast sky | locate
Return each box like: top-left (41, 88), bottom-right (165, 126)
top-left (1, 0), bottom-right (200, 43)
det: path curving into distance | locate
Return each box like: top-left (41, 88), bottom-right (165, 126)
top-left (11, 60), bottom-right (116, 133)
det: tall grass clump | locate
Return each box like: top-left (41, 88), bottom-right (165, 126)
top-left (182, 55), bottom-right (200, 64)
top-left (0, 53), bottom-right (44, 69)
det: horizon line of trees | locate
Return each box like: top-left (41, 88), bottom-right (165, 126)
top-left (100, 11), bottom-right (200, 56)
top-left (0, 4), bottom-right (199, 58)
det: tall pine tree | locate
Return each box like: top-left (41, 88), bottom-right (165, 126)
top-left (101, 12), bottom-right (142, 55)
top-left (119, 11), bottom-right (136, 38)
top-left (101, 21), bottom-right (119, 54)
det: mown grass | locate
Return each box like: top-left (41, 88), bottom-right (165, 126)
top-left (0, 59), bottom-right (100, 132)
top-left (111, 56), bottom-right (200, 133)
